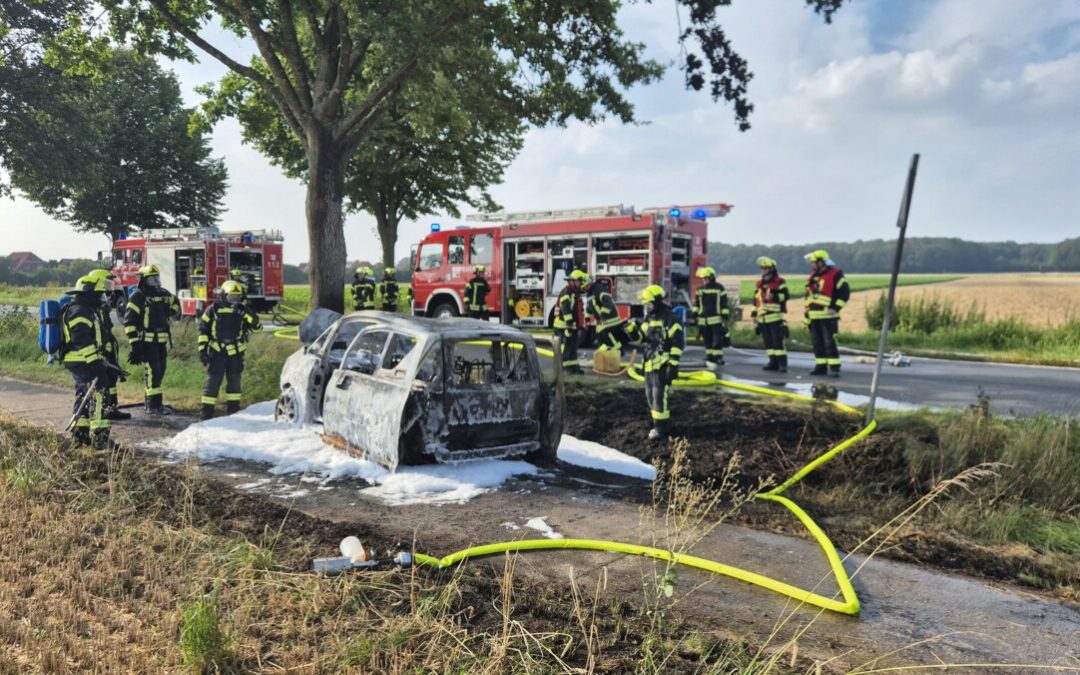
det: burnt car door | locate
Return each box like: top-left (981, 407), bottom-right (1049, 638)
top-left (438, 336), bottom-right (544, 461)
top-left (276, 317), bottom-right (378, 424)
top-left (322, 327), bottom-right (424, 470)
top-left (536, 336), bottom-right (565, 465)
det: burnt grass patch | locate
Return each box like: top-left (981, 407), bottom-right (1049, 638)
top-left (563, 385), bottom-right (1080, 598)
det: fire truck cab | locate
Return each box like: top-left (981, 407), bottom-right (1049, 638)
top-left (411, 203), bottom-right (731, 329)
top-left (107, 227), bottom-right (284, 317)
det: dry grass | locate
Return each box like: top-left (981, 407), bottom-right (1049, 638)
top-left (822, 274), bottom-right (1080, 332)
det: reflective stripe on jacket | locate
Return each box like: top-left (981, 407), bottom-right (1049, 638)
top-left (806, 266), bottom-right (850, 320)
top-left (464, 277), bottom-right (490, 311)
top-left (753, 274), bottom-right (789, 324)
top-left (553, 289), bottom-right (578, 330)
top-left (198, 301), bottom-right (262, 355)
top-left (352, 279), bottom-right (376, 309)
top-left (124, 288), bottom-right (178, 343)
top-left (694, 281), bottom-right (729, 326)
top-left (588, 291), bottom-right (623, 329)
top-left (642, 303), bottom-right (685, 372)
top-left (62, 297), bottom-right (105, 364)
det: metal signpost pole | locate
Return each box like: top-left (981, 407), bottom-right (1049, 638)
top-left (867, 154), bottom-right (920, 424)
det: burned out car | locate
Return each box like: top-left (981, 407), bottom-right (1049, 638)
top-left (275, 312), bottom-right (564, 470)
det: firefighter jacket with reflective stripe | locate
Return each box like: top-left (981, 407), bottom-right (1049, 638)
top-left (694, 280), bottom-right (729, 326)
top-left (805, 266), bottom-right (850, 320)
top-left (351, 278), bottom-right (376, 309)
top-left (96, 298), bottom-right (120, 355)
top-left (62, 296), bottom-right (105, 365)
top-left (379, 279), bottom-right (399, 306)
top-left (124, 287), bottom-right (179, 343)
top-left (464, 276), bottom-right (490, 311)
top-left (753, 274), bottom-right (789, 323)
top-left (641, 303), bottom-right (685, 372)
top-left (553, 287), bottom-right (580, 330)
top-left (198, 301), bottom-right (262, 355)
top-left (587, 291), bottom-right (623, 329)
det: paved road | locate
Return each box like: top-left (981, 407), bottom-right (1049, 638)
top-left (577, 344), bottom-right (1080, 417)
top-left (1, 376), bottom-right (1078, 671)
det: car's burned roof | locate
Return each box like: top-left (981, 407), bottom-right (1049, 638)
top-left (341, 311), bottom-right (534, 341)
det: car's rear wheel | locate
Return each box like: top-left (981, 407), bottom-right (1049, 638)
top-left (431, 301), bottom-right (459, 319)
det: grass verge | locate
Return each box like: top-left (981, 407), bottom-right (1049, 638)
top-left (0, 418), bottom-right (789, 673)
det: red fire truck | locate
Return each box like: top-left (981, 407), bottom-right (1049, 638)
top-left (410, 203), bottom-right (732, 330)
top-left (106, 227), bottom-right (284, 316)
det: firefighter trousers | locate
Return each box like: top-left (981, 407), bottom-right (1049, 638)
top-left (701, 322), bottom-right (727, 363)
top-left (556, 328), bottom-right (580, 370)
top-left (644, 367), bottom-right (672, 433)
top-left (201, 352), bottom-right (244, 419)
top-left (466, 307), bottom-right (488, 320)
top-left (142, 342), bottom-right (168, 409)
top-left (104, 348), bottom-right (120, 408)
top-left (809, 318), bottom-right (841, 370)
top-left (597, 324), bottom-right (631, 353)
top-left (761, 321), bottom-right (787, 358)
top-left (66, 363), bottom-right (110, 446)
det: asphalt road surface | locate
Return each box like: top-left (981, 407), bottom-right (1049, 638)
top-left (578, 344), bottom-right (1080, 417)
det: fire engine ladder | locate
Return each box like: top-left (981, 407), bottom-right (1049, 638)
top-left (466, 204), bottom-right (633, 223)
top-left (657, 229), bottom-right (672, 295)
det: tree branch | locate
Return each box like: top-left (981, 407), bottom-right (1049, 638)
top-left (228, 0), bottom-right (311, 122)
top-left (145, 0), bottom-right (307, 143)
top-left (277, 0), bottom-right (314, 109)
top-left (335, 7), bottom-right (468, 142)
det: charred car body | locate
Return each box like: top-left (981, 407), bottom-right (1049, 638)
top-left (275, 312), bottom-right (563, 470)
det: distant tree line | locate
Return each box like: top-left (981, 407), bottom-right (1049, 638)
top-left (0, 258), bottom-right (99, 286)
top-left (708, 237), bottom-right (1080, 275)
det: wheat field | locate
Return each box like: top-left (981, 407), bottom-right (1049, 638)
top-left (734, 273), bottom-right (1080, 332)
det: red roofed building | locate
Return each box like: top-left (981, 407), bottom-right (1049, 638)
top-left (6, 251), bottom-right (46, 274)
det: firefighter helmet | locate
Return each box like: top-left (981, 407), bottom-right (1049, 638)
top-left (695, 266), bottom-right (716, 279)
top-left (474, 264), bottom-right (486, 273)
top-left (804, 250), bottom-right (829, 263)
top-left (384, 267), bottom-right (395, 276)
top-left (230, 268), bottom-right (243, 277)
top-left (638, 284), bottom-right (665, 303)
top-left (756, 256), bottom-right (777, 269)
top-left (87, 268), bottom-right (116, 291)
top-left (569, 269), bottom-right (589, 283)
top-left (221, 280), bottom-right (245, 295)
top-left (137, 264), bottom-right (160, 278)
top-left (354, 266), bottom-right (365, 275)
top-left (69, 275), bottom-right (99, 294)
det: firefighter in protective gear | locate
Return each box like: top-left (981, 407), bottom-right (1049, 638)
top-left (351, 266), bottom-right (377, 311)
top-left (123, 264), bottom-right (180, 414)
top-left (379, 267), bottom-right (399, 312)
top-left (61, 276), bottom-right (111, 448)
top-left (464, 265), bottom-right (491, 319)
top-left (636, 284), bottom-right (684, 441)
top-left (197, 280), bottom-right (261, 420)
top-left (86, 268), bottom-right (131, 420)
top-left (586, 278), bottom-right (630, 353)
top-left (554, 269), bottom-right (588, 375)
top-left (804, 250), bottom-right (850, 377)
top-left (752, 257), bottom-right (790, 372)
top-left (693, 267), bottom-right (730, 370)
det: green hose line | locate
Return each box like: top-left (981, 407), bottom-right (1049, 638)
top-left (274, 326), bottom-right (300, 341)
top-left (412, 536), bottom-right (857, 615)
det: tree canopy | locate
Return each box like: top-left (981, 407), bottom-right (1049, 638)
top-left (0, 45), bottom-right (228, 238)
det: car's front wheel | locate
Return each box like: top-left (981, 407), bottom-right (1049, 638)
top-left (274, 388), bottom-right (303, 425)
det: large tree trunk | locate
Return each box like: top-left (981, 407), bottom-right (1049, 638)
top-left (374, 202), bottom-right (400, 272)
top-left (305, 131), bottom-right (348, 312)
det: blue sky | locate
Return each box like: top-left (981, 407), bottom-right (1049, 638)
top-left (3, 0), bottom-right (1079, 264)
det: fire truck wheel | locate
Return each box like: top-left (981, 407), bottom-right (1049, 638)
top-left (430, 301), bottom-right (459, 319)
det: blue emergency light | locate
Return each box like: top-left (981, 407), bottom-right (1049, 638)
top-left (431, 223), bottom-right (441, 232)
top-left (693, 208), bottom-right (707, 219)
top-left (118, 232), bottom-right (127, 240)
top-left (668, 208), bottom-right (681, 218)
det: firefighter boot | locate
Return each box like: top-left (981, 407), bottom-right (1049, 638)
top-left (92, 429), bottom-right (111, 451)
top-left (226, 400), bottom-right (241, 415)
top-left (200, 404), bottom-right (215, 421)
top-left (829, 363), bottom-right (841, 378)
top-left (105, 406), bottom-right (132, 421)
top-left (809, 363), bottom-right (828, 376)
top-left (647, 421), bottom-right (670, 442)
top-left (705, 360), bottom-right (718, 372)
top-left (778, 355), bottom-right (788, 373)
top-left (71, 428), bottom-right (91, 446)
top-left (762, 356), bottom-right (779, 372)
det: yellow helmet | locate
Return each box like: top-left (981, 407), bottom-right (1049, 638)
top-left (69, 275), bottom-right (99, 294)
top-left (638, 284), bottom-right (665, 303)
top-left (138, 264), bottom-right (160, 277)
top-left (804, 250), bottom-right (829, 263)
top-left (230, 268), bottom-right (242, 277)
top-left (221, 280), bottom-right (245, 295)
top-left (384, 267), bottom-right (395, 276)
top-left (756, 256), bottom-right (777, 269)
top-left (474, 264), bottom-right (486, 273)
top-left (695, 266), bottom-right (716, 279)
top-left (355, 266), bottom-right (365, 275)
top-left (569, 269), bottom-right (589, 283)
top-left (87, 268), bottom-right (116, 290)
